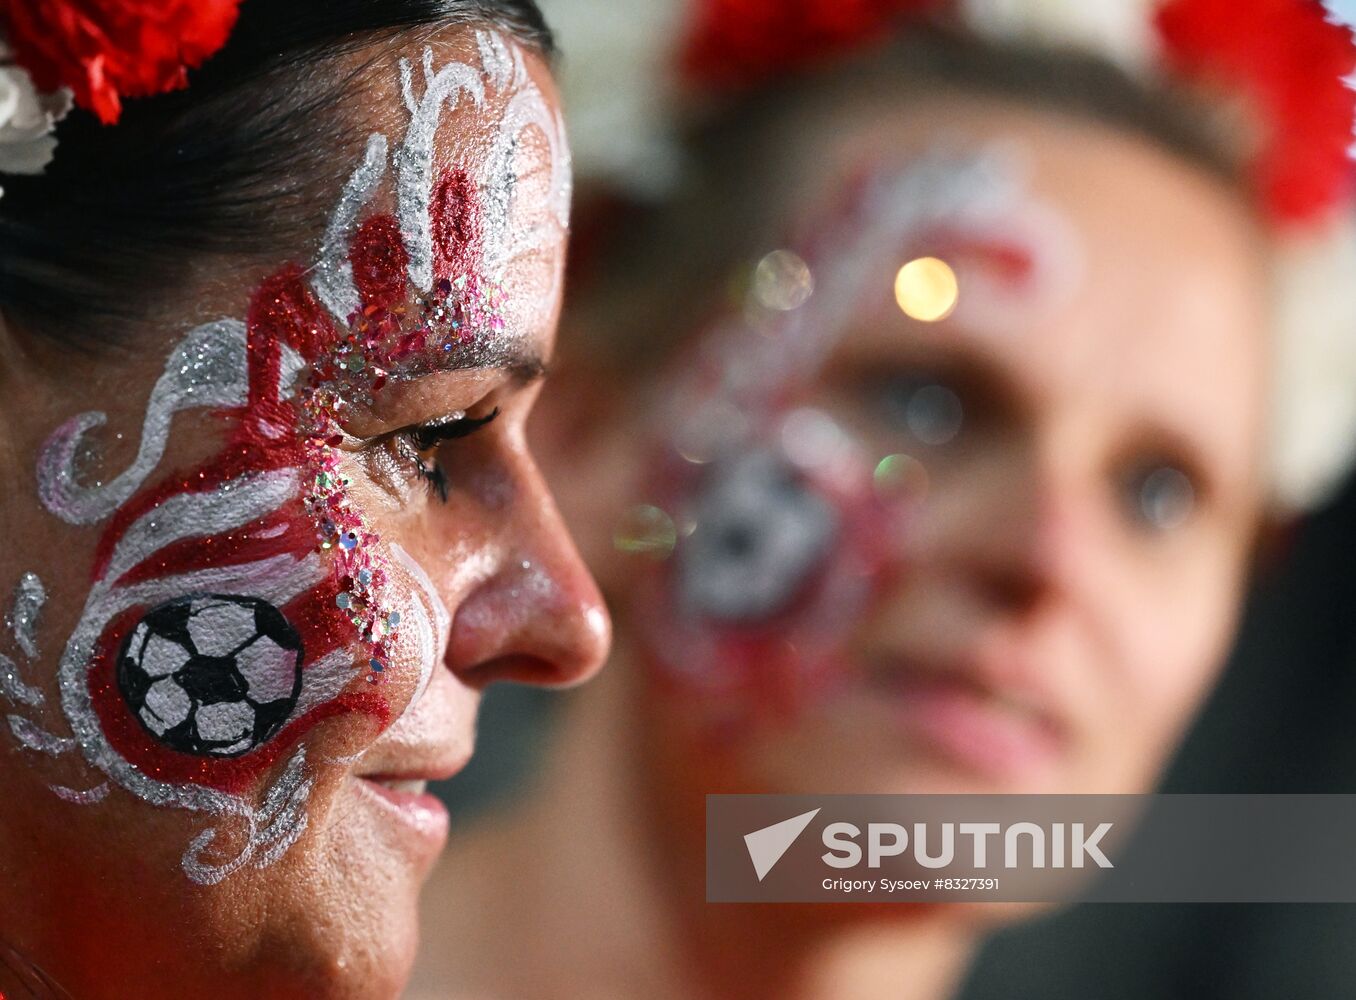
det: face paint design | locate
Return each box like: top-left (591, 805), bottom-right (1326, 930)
top-left (4, 32), bottom-right (570, 884)
top-left (638, 145), bottom-right (1077, 725)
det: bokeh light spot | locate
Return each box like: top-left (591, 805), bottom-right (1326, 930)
top-left (753, 249), bottom-right (815, 312)
top-left (895, 257), bottom-right (959, 322)
top-left (874, 454), bottom-right (929, 504)
top-left (613, 504), bottom-right (678, 560)
top-left (906, 384), bottom-right (964, 446)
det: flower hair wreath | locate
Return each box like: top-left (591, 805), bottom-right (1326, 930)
top-left (0, 0), bottom-right (243, 193)
top-left (682, 0), bottom-right (1356, 229)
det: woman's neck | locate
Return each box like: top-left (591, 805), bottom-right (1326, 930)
top-left (622, 657), bottom-right (982, 1000)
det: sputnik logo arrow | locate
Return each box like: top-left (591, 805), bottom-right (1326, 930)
top-left (744, 808), bottom-right (821, 882)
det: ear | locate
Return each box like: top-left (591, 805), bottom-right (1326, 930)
top-left (529, 361), bottom-right (647, 592)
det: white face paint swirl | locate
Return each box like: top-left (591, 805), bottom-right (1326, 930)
top-left (9, 573), bottom-right (45, 662)
top-left (311, 134), bottom-right (391, 323)
top-left (390, 544), bottom-right (452, 717)
top-left (36, 319), bottom-right (249, 526)
top-left (396, 48), bottom-right (488, 292)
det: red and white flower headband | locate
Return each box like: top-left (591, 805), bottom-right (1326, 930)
top-left (680, 0), bottom-right (1356, 228)
top-left (0, 0), bottom-right (242, 188)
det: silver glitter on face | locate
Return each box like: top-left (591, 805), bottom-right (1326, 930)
top-left (473, 39), bottom-right (572, 328)
top-left (180, 746), bottom-right (314, 885)
top-left (20, 32), bottom-right (570, 886)
top-left (476, 29), bottom-right (513, 90)
top-left (396, 49), bottom-right (488, 291)
top-left (0, 653), bottom-right (42, 708)
top-left (9, 573), bottom-right (45, 661)
top-left (50, 782), bottom-right (111, 806)
top-left (7, 715), bottom-right (74, 757)
top-left (36, 319), bottom-right (249, 526)
top-left (311, 134), bottom-right (389, 323)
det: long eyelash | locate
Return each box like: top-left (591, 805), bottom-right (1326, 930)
top-left (411, 407), bottom-right (501, 451)
top-left (400, 407), bottom-right (501, 503)
top-left (416, 461), bottom-right (450, 503)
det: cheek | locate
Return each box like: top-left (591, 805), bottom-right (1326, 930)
top-left (1098, 549), bottom-right (1244, 756)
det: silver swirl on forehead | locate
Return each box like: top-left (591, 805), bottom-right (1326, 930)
top-left (476, 29), bottom-right (514, 91)
top-left (311, 134), bottom-right (390, 324)
top-left (396, 49), bottom-right (488, 292)
top-left (36, 319), bottom-right (250, 526)
top-left (481, 59), bottom-right (573, 286)
top-left (311, 34), bottom-right (572, 348)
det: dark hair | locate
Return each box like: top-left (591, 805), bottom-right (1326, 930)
top-left (571, 24), bottom-right (1251, 374)
top-left (0, 0), bottom-right (553, 352)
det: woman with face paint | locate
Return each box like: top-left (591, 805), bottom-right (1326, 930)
top-left (412, 1), bottom-right (1356, 998)
top-left (0, 1), bottom-right (609, 997)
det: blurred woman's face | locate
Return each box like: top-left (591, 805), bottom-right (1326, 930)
top-left (0, 31), bottom-right (606, 1000)
top-left (612, 95), bottom-right (1268, 800)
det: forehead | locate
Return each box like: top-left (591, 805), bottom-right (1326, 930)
top-left (337, 31), bottom-right (571, 362)
top-left (779, 95), bottom-right (1270, 490)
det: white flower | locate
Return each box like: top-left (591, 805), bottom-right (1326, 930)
top-left (0, 54), bottom-right (72, 190)
top-left (960, 0), bottom-right (1162, 73)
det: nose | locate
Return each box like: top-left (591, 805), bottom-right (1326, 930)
top-left (443, 456), bottom-right (611, 690)
top-left (917, 443), bottom-right (1089, 617)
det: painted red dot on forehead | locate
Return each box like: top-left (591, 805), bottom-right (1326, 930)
top-left (431, 166), bottom-right (484, 285)
top-left (350, 215), bottom-right (411, 312)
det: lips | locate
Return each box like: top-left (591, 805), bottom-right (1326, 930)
top-left (862, 652), bottom-right (1067, 782)
top-left (352, 759), bottom-right (464, 849)
top-left (352, 726), bottom-right (471, 854)
top-left (365, 777), bottom-right (430, 796)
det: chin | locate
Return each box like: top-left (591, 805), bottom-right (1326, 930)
top-left (269, 780), bottom-right (442, 999)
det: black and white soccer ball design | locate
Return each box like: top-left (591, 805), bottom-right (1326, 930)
top-left (676, 450), bottom-right (839, 624)
top-left (117, 595), bottom-right (304, 758)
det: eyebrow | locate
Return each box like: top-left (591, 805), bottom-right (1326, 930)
top-left (399, 336), bottom-right (552, 385)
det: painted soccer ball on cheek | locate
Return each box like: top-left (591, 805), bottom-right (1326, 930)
top-left (0, 31), bottom-right (570, 885)
top-left (117, 595), bottom-right (304, 759)
top-left (643, 414), bottom-right (892, 719)
top-left (676, 449), bottom-right (839, 624)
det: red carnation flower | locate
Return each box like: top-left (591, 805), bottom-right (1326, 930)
top-left (2, 0), bottom-right (242, 125)
top-left (681, 0), bottom-right (944, 90)
top-left (1156, 0), bottom-right (1356, 225)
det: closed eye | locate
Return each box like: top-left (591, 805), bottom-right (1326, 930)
top-left (393, 407), bottom-right (501, 503)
